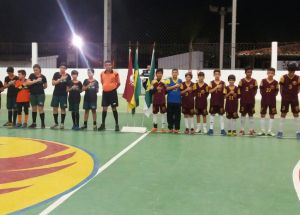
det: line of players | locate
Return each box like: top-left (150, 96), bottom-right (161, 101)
top-left (150, 64), bottom-right (300, 139)
top-left (0, 61), bottom-right (120, 131)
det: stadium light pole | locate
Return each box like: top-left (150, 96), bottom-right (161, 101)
top-left (231, 0), bottom-right (237, 69)
top-left (209, 5), bottom-right (232, 69)
top-left (104, 0), bottom-right (112, 63)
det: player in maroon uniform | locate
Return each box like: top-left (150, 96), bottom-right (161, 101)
top-left (151, 69), bottom-right (167, 133)
top-left (224, 75), bottom-right (240, 136)
top-left (208, 69), bottom-right (226, 136)
top-left (258, 68), bottom-right (279, 136)
top-left (238, 67), bottom-right (258, 136)
top-left (277, 64), bottom-right (300, 139)
top-left (180, 72), bottom-right (195, 134)
top-left (194, 72), bottom-right (209, 134)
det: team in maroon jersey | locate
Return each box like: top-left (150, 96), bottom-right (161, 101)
top-left (150, 64), bottom-right (300, 139)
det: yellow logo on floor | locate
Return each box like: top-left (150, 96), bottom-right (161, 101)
top-left (0, 137), bottom-right (97, 214)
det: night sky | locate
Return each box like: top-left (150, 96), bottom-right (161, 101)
top-left (0, 0), bottom-right (299, 44)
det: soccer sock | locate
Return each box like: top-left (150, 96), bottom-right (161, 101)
top-left (8, 110), bottom-right (12, 123)
top-left (153, 114), bottom-right (158, 127)
top-left (220, 115), bottom-right (225, 130)
top-left (25, 115), bottom-right (29, 124)
top-left (295, 117), bottom-right (300, 133)
top-left (197, 123), bottom-right (201, 130)
top-left (210, 115), bottom-right (215, 130)
top-left (185, 118), bottom-right (189, 129)
top-left (249, 116), bottom-right (255, 130)
top-left (17, 115), bottom-right (22, 124)
top-left (102, 111), bottom-right (107, 125)
top-left (203, 122), bottom-right (207, 130)
top-left (32, 112), bottom-right (37, 124)
top-left (268, 118), bottom-right (274, 132)
top-left (61, 114), bottom-right (66, 124)
top-left (279, 118), bottom-right (284, 132)
top-left (227, 119), bottom-right (232, 132)
top-left (76, 112), bottom-right (80, 126)
top-left (40, 113), bottom-right (45, 125)
top-left (241, 116), bottom-right (246, 131)
top-left (260, 118), bottom-right (266, 131)
top-left (113, 110), bottom-right (119, 125)
top-left (93, 120), bottom-right (97, 125)
top-left (233, 119), bottom-right (237, 132)
top-left (71, 112), bottom-right (76, 125)
top-left (84, 121), bottom-right (88, 126)
top-left (53, 113), bottom-right (58, 124)
top-left (161, 114), bottom-right (167, 129)
top-left (13, 110), bottom-right (17, 124)
top-left (189, 117), bottom-right (194, 129)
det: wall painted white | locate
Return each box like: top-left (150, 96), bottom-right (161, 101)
top-left (0, 67), bottom-right (299, 101)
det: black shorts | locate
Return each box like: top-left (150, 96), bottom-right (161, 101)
top-left (102, 90), bottom-right (118, 107)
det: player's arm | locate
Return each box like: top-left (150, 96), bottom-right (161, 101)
top-left (0, 82), bottom-right (4, 92)
top-left (279, 76), bottom-right (284, 96)
top-left (259, 81), bottom-right (264, 95)
top-left (180, 84), bottom-right (187, 95)
top-left (82, 80), bottom-right (89, 91)
top-left (115, 72), bottom-right (121, 89)
top-left (209, 84), bottom-right (219, 93)
top-left (254, 80), bottom-right (258, 95)
top-left (52, 74), bottom-right (61, 86)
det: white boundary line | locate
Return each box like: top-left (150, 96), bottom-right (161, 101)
top-left (39, 131), bottom-right (150, 215)
top-left (293, 160), bottom-right (300, 201)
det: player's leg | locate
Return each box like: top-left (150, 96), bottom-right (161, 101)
top-left (196, 113), bottom-right (201, 133)
top-left (174, 103), bottom-right (181, 133)
top-left (259, 103), bottom-right (267, 135)
top-left (29, 95), bottom-right (38, 128)
top-left (51, 95), bottom-right (59, 129)
top-left (277, 100), bottom-right (288, 138)
top-left (203, 114), bottom-right (208, 134)
top-left (189, 112), bottom-right (195, 134)
top-left (16, 103), bottom-right (22, 128)
top-left (82, 109), bottom-right (89, 130)
top-left (226, 113), bottom-right (232, 135)
top-left (239, 104), bottom-right (246, 135)
top-left (152, 104), bottom-right (158, 132)
top-left (4, 95), bottom-right (13, 126)
top-left (23, 103), bottom-right (29, 128)
top-left (99, 105), bottom-right (108, 131)
top-left (160, 105), bottom-right (167, 132)
top-left (12, 98), bottom-right (18, 126)
top-left (60, 96), bottom-right (67, 129)
top-left (184, 114), bottom-right (190, 134)
top-left (112, 106), bottom-right (119, 131)
top-left (248, 104), bottom-right (256, 135)
top-left (91, 109), bottom-right (97, 131)
top-left (219, 107), bottom-right (226, 135)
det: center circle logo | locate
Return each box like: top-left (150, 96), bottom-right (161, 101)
top-left (0, 137), bottom-right (97, 214)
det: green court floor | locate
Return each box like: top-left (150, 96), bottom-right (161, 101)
top-left (0, 95), bottom-right (299, 215)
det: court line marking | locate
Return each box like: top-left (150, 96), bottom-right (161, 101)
top-left (293, 160), bottom-right (300, 201)
top-left (39, 131), bottom-right (150, 215)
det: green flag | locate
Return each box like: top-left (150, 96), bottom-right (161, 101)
top-left (143, 46), bottom-right (155, 117)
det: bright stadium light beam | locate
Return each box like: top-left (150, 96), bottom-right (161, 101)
top-left (72, 34), bottom-right (83, 49)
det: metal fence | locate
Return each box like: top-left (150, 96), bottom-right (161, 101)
top-left (0, 42), bottom-right (299, 69)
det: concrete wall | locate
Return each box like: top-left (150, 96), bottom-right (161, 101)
top-left (0, 67), bottom-right (299, 101)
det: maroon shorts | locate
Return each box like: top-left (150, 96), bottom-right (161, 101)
top-left (182, 106), bottom-right (194, 115)
top-left (240, 103), bottom-right (255, 116)
top-left (153, 104), bottom-right (167, 114)
top-left (281, 99), bottom-right (299, 114)
top-left (226, 111), bottom-right (239, 119)
top-left (195, 108), bottom-right (208, 116)
top-left (209, 105), bottom-right (225, 115)
top-left (261, 103), bottom-right (277, 115)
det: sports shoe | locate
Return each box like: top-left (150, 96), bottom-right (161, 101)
top-left (22, 123), bottom-right (27, 128)
top-left (203, 127), bottom-right (208, 134)
top-left (297, 132), bottom-right (300, 140)
top-left (60, 124), bottom-right (64, 130)
top-left (98, 124), bottom-right (106, 131)
top-left (115, 125), bottom-right (120, 132)
top-left (195, 127), bottom-right (201, 133)
top-left (15, 123), bottom-right (22, 128)
top-left (232, 130), bottom-right (237, 136)
top-left (190, 128), bottom-right (195, 135)
top-left (28, 123), bottom-right (37, 129)
top-left (184, 129), bottom-right (190, 134)
top-left (277, 132), bottom-right (283, 139)
top-left (207, 129), bottom-right (214, 136)
top-left (239, 130), bottom-right (245, 136)
top-left (221, 129), bottom-right (227, 136)
top-left (81, 125), bottom-right (87, 130)
top-left (41, 124), bottom-right (46, 129)
top-left (51, 124), bottom-right (59, 129)
top-left (258, 130), bottom-right (266, 136)
top-left (227, 131), bottom-right (232, 136)
top-left (93, 125), bottom-right (98, 131)
top-left (267, 131), bottom-right (275, 137)
top-left (151, 128), bottom-right (157, 133)
top-left (249, 130), bottom-right (256, 136)
top-left (3, 122), bottom-right (12, 127)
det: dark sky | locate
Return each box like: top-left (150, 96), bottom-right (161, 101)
top-left (0, 0), bottom-right (299, 44)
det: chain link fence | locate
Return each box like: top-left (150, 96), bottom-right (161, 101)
top-left (0, 42), bottom-right (299, 69)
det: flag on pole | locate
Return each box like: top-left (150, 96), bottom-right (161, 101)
top-left (143, 44), bottom-right (156, 117)
top-left (125, 45), bottom-right (141, 113)
top-left (123, 47), bottom-right (134, 105)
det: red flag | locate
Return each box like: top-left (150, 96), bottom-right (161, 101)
top-left (122, 47), bottom-right (134, 103)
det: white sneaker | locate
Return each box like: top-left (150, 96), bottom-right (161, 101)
top-left (203, 127), bottom-right (208, 134)
top-left (258, 130), bottom-right (266, 136)
top-left (267, 130), bottom-right (275, 137)
top-left (195, 127), bottom-right (201, 133)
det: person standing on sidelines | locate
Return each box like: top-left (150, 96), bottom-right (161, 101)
top-left (3, 67), bottom-right (18, 127)
top-left (50, 63), bottom-right (71, 129)
top-left (27, 64), bottom-right (47, 129)
top-left (98, 60), bottom-right (120, 132)
top-left (165, 68), bottom-right (182, 134)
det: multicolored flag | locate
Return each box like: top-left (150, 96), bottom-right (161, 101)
top-left (122, 47), bottom-right (134, 104)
